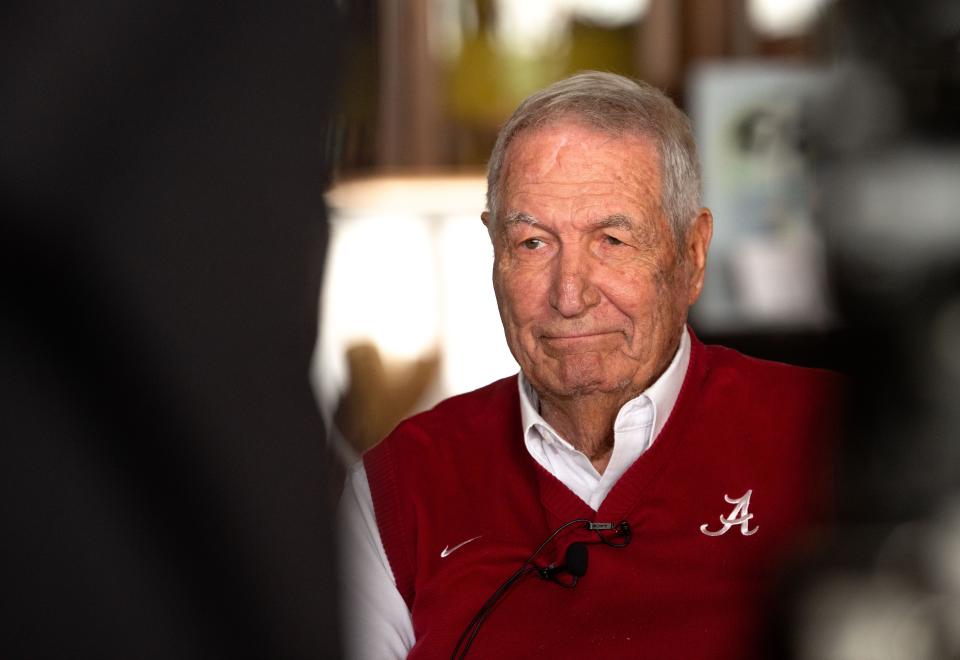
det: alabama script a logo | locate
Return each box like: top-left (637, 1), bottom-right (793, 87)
top-left (700, 489), bottom-right (758, 536)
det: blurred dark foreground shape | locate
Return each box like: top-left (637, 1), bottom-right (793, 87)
top-left (1, 3), bottom-right (342, 658)
top-left (769, 1), bottom-right (960, 657)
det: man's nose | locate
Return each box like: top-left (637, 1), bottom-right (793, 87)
top-left (548, 247), bottom-right (600, 317)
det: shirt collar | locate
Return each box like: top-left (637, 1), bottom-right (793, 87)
top-left (518, 325), bottom-right (691, 451)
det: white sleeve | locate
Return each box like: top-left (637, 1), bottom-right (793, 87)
top-left (338, 461), bottom-right (416, 659)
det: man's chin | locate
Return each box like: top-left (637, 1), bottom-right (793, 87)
top-left (527, 360), bottom-right (630, 399)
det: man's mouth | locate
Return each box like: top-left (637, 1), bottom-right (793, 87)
top-left (540, 331), bottom-right (620, 347)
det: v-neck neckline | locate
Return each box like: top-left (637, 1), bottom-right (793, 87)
top-left (531, 333), bottom-right (709, 526)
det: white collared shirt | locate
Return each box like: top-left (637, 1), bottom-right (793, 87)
top-left (339, 328), bottom-right (691, 659)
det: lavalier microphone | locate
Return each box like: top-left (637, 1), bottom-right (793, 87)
top-left (538, 541), bottom-right (589, 587)
top-left (451, 519), bottom-right (631, 659)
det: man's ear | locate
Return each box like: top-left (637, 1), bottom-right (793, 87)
top-left (684, 208), bottom-right (713, 306)
top-left (482, 211), bottom-right (498, 244)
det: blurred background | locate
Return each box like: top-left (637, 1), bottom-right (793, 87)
top-left (320, 1), bottom-right (960, 658)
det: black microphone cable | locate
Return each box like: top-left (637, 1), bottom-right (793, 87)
top-left (450, 518), bottom-right (632, 660)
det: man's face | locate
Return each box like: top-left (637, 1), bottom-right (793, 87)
top-left (485, 120), bottom-right (711, 401)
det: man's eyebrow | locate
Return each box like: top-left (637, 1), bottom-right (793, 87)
top-left (592, 214), bottom-right (635, 230)
top-left (502, 211), bottom-right (539, 227)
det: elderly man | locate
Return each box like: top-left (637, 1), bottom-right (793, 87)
top-left (340, 72), bottom-right (841, 659)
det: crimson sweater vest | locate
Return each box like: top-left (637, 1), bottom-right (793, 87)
top-left (365, 336), bottom-right (843, 659)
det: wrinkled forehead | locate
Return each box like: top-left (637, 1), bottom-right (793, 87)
top-left (507, 116), bottom-right (654, 156)
top-left (498, 121), bottom-right (664, 209)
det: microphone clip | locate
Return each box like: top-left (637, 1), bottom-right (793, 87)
top-left (587, 522), bottom-right (615, 531)
top-left (586, 520), bottom-right (632, 547)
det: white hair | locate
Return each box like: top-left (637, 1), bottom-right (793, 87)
top-left (486, 71), bottom-right (701, 241)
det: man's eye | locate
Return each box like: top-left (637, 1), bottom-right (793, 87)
top-left (603, 235), bottom-right (625, 246)
top-left (521, 238), bottom-right (545, 250)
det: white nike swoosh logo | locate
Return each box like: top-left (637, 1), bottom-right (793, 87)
top-left (440, 535), bottom-right (482, 558)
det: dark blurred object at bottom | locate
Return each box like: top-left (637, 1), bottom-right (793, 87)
top-left (0, 3), bottom-right (342, 658)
